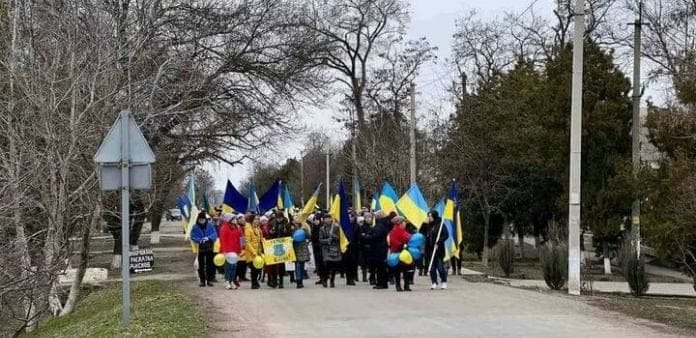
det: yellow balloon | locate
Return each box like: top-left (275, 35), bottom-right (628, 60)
top-left (252, 255), bottom-right (265, 269)
top-left (399, 250), bottom-right (413, 265)
top-left (213, 253), bottom-right (225, 267)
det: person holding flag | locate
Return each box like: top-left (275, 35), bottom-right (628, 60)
top-left (425, 210), bottom-right (449, 290)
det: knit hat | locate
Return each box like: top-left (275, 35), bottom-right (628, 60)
top-left (197, 211), bottom-right (207, 221)
top-left (392, 216), bottom-right (405, 223)
top-left (220, 213), bottom-right (235, 222)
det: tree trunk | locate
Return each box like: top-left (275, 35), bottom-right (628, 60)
top-left (482, 211), bottom-right (491, 266)
top-left (60, 203), bottom-right (99, 316)
top-left (518, 230), bottom-right (525, 260)
top-left (603, 240), bottom-right (612, 275)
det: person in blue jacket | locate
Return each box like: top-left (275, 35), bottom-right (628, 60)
top-left (191, 211), bottom-right (218, 287)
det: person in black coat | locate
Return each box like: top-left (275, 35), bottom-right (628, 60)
top-left (425, 210), bottom-right (449, 289)
top-left (361, 211), bottom-right (391, 289)
top-left (342, 212), bottom-right (360, 286)
top-left (418, 221), bottom-right (432, 276)
top-left (309, 213), bottom-right (324, 285)
top-left (357, 214), bottom-right (372, 283)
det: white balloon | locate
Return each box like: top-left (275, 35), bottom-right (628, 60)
top-left (225, 252), bottom-right (239, 264)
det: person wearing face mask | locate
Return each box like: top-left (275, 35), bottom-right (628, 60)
top-left (190, 212), bottom-right (219, 287)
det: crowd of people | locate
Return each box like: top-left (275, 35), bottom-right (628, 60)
top-left (189, 207), bottom-right (459, 292)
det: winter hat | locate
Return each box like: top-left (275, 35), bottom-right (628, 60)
top-left (392, 216), bottom-right (405, 223)
top-left (220, 213), bottom-right (234, 222)
top-left (357, 216), bottom-right (365, 223)
top-left (197, 211), bottom-right (207, 221)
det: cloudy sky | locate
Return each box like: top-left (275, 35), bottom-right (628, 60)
top-left (206, 0), bottom-right (653, 192)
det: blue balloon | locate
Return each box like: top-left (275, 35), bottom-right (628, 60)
top-left (292, 229), bottom-right (307, 242)
top-left (387, 253), bottom-right (400, 267)
top-left (408, 233), bottom-right (425, 247)
top-left (408, 246), bottom-right (422, 260)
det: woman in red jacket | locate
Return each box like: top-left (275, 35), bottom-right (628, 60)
top-left (219, 213), bottom-right (244, 289)
top-left (389, 216), bottom-right (412, 292)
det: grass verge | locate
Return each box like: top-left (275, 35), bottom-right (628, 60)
top-left (23, 280), bottom-right (206, 338)
top-left (589, 295), bottom-right (696, 332)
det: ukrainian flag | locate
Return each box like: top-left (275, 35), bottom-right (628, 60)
top-left (353, 179), bottom-right (361, 211)
top-left (298, 184), bottom-right (321, 222)
top-left (258, 179), bottom-right (281, 213)
top-left (247, 182), bottom-right (260, 213)
top-left (378, 182), bottom-right (399, 214)
top-left (186, 174), bottom-right (196, 208)
top-left (329, 182), bottom-right (351, 253)
top-left (434, 181), bottom-right (459, 260)
top-left (222, 180), bottom-right (247, 213)
top-left (395, 184), bottom-right (429, 229)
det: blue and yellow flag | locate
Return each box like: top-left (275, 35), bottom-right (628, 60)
top-left (247, 182), bottom-right (260, 213)
top-left (396, 184), bottom-right (429, 229)
top-left (186, 174), bottom-right (196, 208)
top-left (353, 179), bottom-right (362, 211)
top-left (282, 184), bottom-right (294, 210)
top-left (329, 182), bottom-right (351, 253)
top-left (298, 184), bottom-right (321, 222)
top-left (434, 181), bottom-right (459, 260)
top-left (222, 180), bottom-right (247, 213)
top-left (378, 182), bottom-right (399, 214)
top-left (258, 179), bottom-right (281, 213)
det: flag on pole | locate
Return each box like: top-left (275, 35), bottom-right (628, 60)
top-left (282, 184), bottom-right (294, 210)
top-left (186, 174), bottom-right (196, 208)
top-left (433, 181), bottom-right (459, 260)
top-left (329, 182), bottom-right (351, 253)
top-left (258, 179), bottom-right (282, 213)
top-left (222, 180), bottom-right (247, 213)
top-left (395, 184), bottom-right (430, 229)
top-left (378, 182), bottom-right (399, 214)
top-left (247, 182), bottom-right (260, 213)
top-left (297, 184), bottom-right (321, 223)
top-left (202, 194), bottom-right (215, 217)
top-left (353, 178), bottom-right (362, 212)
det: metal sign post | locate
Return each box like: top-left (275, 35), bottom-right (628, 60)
top-left (95, 111), bottom-right (155, 327)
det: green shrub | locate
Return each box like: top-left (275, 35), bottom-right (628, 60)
top-left (540, 244), bottom-right (567, 290)
top-left (624, 252), bottom-right (650, 297)
top-left (495, 240), bottom-right (515, 277)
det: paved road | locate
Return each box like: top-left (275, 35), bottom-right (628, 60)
top-left (187, 275), bottom-right (683, 338)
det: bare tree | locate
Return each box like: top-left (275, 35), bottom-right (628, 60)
top-left (303, 0), bottom-right (408, 129)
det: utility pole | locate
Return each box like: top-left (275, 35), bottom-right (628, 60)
top-left (409, 82), bottom-right (417, 186)
top-left (351, 110), bottom-right (360, 209)
top-left (300, 154), bottom-right (305, 207)
top-left (629, 0), bottom-right (644, 258)
top-left (326, 153), bottom-right (331, 209)
top-left (567, 0), bottom-right (585, 296)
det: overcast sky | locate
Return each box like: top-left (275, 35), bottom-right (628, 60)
top-left (205, 0), bottom-right (655, 193)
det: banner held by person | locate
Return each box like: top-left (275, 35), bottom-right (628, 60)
top-left (262, 237), bottom-right (296, 265)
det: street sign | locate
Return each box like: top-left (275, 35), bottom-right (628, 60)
top-left (94, 111), bottom-right (155, 327)
top-left (129, 248), bottom-right (155, 273)
top-left (95, 112), bottom-right (155, 164)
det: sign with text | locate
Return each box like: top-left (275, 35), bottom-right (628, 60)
top-left (262, 237), bottom-right (296, 265)
top-left (129, 248), bottom-right (155, 273)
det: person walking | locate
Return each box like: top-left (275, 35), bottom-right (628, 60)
top-left (235, 215), bottom-right (250, 282)
top-left (389, 216), bottom-right (413, 292)
top-left (342, 212), bottom-right (359, 286)
top-left (425, 210), bottom-right (449, 290)
top-left (269, 211), bottom-right (292, 288)
top-left (190, 212), bottom-right (218, 287)
top-left (319, 213), bottom-right (342, 288)
top-left (219, 213), bottom-right (244, 289)
top-left (243, 214), bottom-right (263, 289)
top-left (291, 215), bottom-right (311, 289)
top-left (361, 211), bottom-right (390, 289)
top-left (309, 213), bottom-right (324, 285)
top-left (357, 215), bottom-right (370, 283)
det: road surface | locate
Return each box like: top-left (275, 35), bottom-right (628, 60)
top-left (187, 275), bottom-right (683, 338)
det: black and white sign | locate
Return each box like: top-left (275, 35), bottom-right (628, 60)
top-left (129, 248), bottom-right (155, 273)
